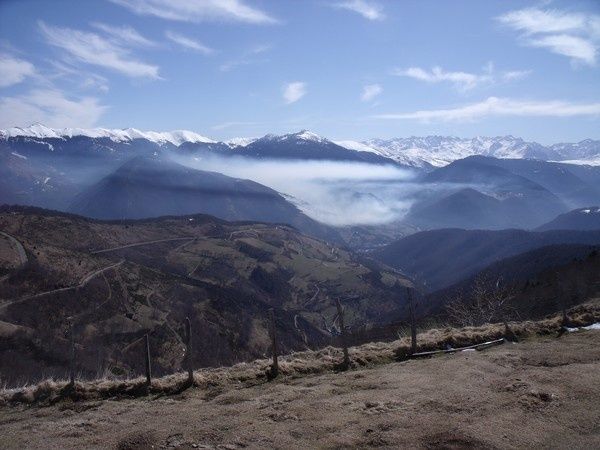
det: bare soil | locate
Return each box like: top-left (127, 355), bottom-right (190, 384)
top-left (1, 331), bottom-right (599, 449)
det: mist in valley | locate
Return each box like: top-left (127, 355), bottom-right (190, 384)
top-left (176, 154), bottom-right (423, 226)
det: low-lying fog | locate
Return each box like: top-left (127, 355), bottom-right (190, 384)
top-left (177, 155), bottom-right (420, 226)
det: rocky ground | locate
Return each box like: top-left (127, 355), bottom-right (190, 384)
top-left (1, 330), bottom-right (599, 449)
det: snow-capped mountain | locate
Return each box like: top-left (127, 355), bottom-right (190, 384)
top-left (225, 137), bottom-right (257, 148)
top-left (236, 130), bottom-right (398, 165)
top-left (0, 123), bottom-right (215, 146)
top-left (334, 136), bottom-right (594, 168)
top-left (2, 125), bottom-right (599, 167)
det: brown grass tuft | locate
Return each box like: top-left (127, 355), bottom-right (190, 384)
top-left (2, 299), bottom-right (598, 407)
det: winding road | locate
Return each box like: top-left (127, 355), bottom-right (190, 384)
top-left (0, 259), bottom-right (125, 311)
top-left (0, 231), bottom-right (29, 274)
top-left (91, 237), bottom-right (195, 254)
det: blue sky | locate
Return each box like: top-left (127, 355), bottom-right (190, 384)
top-left (0, 0), bottom-right (599, 143)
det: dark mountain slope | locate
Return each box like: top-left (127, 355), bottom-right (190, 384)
top-left (424, 244), bottom-right (600, 323)
top-left (0, 206), bottom-right (411, 386)
top-left (416, 157), bottom-right (567, 229)
top-left (372, 228), bottom-right (600, 291)
top-left (536, 207), bottom-right (600, 231)
top-left (405, 188), bottom-right (511, 229)
top-left (68, 156), bottom-right (340, 243)
top-left (465, 156), bottom-right (600, 207)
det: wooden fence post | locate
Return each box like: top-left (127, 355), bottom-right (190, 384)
top-left (268, 309), bottom-right (279, 378)
top-left (503, 319), bottom-right (518, 342)
top-left (68, 319), bottom-right (75, 387)
top-left (144, 333), bottom-right (152, 388)
top-left (561, 306), bottom-right (570, 327)
top-left (335, 298), bottom-right (350, 370)
top-left (407, 288), bottom-right (417, 355)
top-left (185, 317), bottom-right (193, 386)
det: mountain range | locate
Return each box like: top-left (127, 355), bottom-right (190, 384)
top-left (336, 136), bottom-right (600, 168)
top-left (3, 124), bottom-right (600, 168)
top-left (2, 124), bottom-right (600, 244)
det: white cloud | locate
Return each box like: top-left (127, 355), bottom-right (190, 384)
top-left (497, 8), bottom-right (587, 35)
top-left (501, 70), bottom-right (531, 81)
top-left (394, 66), bottom-right (488, 91)
top-left (219, 44), bottom-right (271, 71)
top-left (91, 22), bottom-right (158, 47)
top-left (0, 53), bottom-right (35, 87)
top-left (374, 97), bottom-right (600, 122)
top-left (361, 84), bottom-right (382, 102)
top-left (333, 0), bottom-right (384, 21)
top-left (528, 34), bottom-right (596, 65)
top-left (39, 21), bottom-right (160, 79)
top-left (110, 0), bottom-right (277, 24)
top-left (497, 7), bottom-right (599, 65)
top-left (393, 65), bottom-right (529, 91)
top-left (0, 89), bottom-right (107, 128)
top-left (49, 61), bottom-right (110, 92)
top-left (283, 82), bottom-right (307, 104)
top-left (165, 31), bottom-right (213, 54)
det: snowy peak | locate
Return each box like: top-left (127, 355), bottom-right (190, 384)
top-left (293, 130), bottom-right (328, 142)
top-left (579, 207), bottom-right (600, 214)
top-left (335, 136), bottom-right (600, 168)
top-left (254, 130), bottom-right (330, 145)
top-left (225, 137), bottom-right (258, 148)
top-left (0, 124), bottom-right (216, 146)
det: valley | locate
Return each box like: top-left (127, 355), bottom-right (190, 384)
top-left (3, 2), bottom-right (600, 448)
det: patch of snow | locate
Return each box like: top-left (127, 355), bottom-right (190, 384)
top-left (334, 140), bottom-right (379, 153)
top-left (0, 124), bottom-right (216, 147)
top-left (295, 130), bottom-right (326, 142)
top-left (226, 137), bottom-right (257, 148)
top-left (10, 151), bottom-right (27, 160)
top-left (558, 158), bottom-right (600, 166)
top-left (565, 322), bottom-right (600, 332)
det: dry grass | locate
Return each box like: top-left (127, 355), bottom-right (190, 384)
top-left (2, 299), bottom-right (599, 407)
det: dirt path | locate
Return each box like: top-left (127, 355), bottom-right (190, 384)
top-left (0, 231), bottom-right (27, 266)
top-left (1, 332), bottom-right (599, 449)
top-left (91, 237), bottom-right (195, 254)
top-left (0, 231), bottom-right (28, 282)
top-left (0, 260), bottom-right (124, 311)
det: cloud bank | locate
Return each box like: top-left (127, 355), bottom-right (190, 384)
top-left (497, 7), bottom-right (599, 65)
top-left (374, 97), bottom-right (600, 122)
top-left (177, 155), bottom-right (416, 226)
top-left (110, 0), bottom-right (278, 24)
top-left (39, 21), bottom-right (160, 79)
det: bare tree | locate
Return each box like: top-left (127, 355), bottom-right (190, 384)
top-left (406, 287), bottom-right (418, 354)
top-left (446, 274), bottom-right (517, 336)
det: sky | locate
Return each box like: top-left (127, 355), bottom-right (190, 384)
top-left (0, 0), bottom-right (599, 144)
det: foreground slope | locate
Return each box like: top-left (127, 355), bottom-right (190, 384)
top-left (0, 206), bottom-right (410, 386)
top-left (1, 327), bottom-right (599, 449)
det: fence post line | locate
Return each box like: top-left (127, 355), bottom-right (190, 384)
top-left (268, 309), bottom-right (279, 378)
top-left (144, 333), bottom-right (152, 388)
top-left (407, 287), bottom-right (417, 355)
top-left (68, 319), bottom-right (75, 387)
top-left (335, 298), bottom-right (350, 370)
top-left (185, 317), bottom-right (193, 386)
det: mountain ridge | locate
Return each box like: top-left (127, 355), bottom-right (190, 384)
top-left (3, 125), bottom-right (599, 167)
